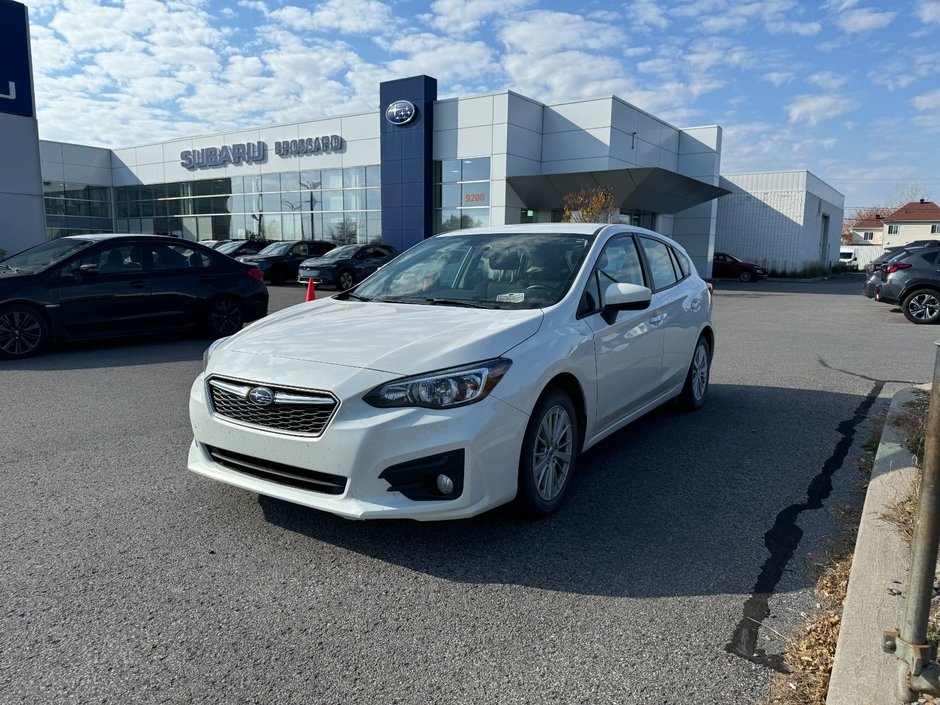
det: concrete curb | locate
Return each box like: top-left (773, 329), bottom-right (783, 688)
top-left (827, 387), bottom-right (923, 705)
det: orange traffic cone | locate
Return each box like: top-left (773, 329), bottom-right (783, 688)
top-left (305, 278), bottom-right (316, 301)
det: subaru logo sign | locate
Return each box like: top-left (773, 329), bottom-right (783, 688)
top-left (247, 387), bottom-right (275, 406)
top-left (385, 100), bottom-right (416, 125)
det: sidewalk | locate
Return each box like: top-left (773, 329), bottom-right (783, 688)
top-left (827, 387), bottom-right (923, 705)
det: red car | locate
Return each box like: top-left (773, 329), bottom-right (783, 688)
top-left (712, 252), bottom-right (768, 282)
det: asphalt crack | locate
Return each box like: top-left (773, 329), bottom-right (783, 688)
top-left (724, 379), bottom-right (884, 672)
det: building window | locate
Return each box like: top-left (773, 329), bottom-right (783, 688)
top-left (863, 231), bottom-right (874, 241)
top-left (43, 181), bottom-right (113, 239)
top-left (887, 224), bottom-right (899, 234)
top-left (433, 157), bottom-right (491, 234)
top-left (113, 167), bottom-right (382, 243)
top-left (932, 224), bottom-right (939, 234)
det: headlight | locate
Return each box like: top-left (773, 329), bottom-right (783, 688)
top-left (364, 358), bottom-right (512, 409)
top-left (202, 336), bottom-right (230, 372)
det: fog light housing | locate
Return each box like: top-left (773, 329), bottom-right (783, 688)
top-left (436, 474), bottom-right (455, 495)
top-left (379, 450), bottom-right (465, 501)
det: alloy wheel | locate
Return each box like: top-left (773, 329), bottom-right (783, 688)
top-left (339, 271), bottom-right (354, 289)
top-left (690, 342), bottom-right (709, 400)
top-left (208, 299), bottom-right (243, 336)
top-left (532, 405), bottom-right (574, 501)
top-left (908, 292), bottom-right (940, 322)
top-left (0, 309), bottom-right (43, 356)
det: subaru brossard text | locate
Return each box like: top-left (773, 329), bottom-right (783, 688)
top-left (188, 224), bottom-right (715, 520)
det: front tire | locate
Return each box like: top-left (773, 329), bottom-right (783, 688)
top-left (0, 304), bottom-right (48, 359)
top-left (739, 270), bottom-right (753, 282)
top-left (902, 289), bottom-right (940, 324)
top-left (205, 296), bottom-right (244, 337)
top-left (679, 336), bottom-right (711, 410)
top-left (338, 269), bottom-right (355, 290)
top-left (516, 388), bottom-right (580, 517)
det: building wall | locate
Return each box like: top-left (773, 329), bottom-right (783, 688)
top-left (674, 126), bottom-right (722, 275)
top-left (0, 114), bottom-right (44, 255)
top-left (885, 223), bottom-right (940, 248)
top-left (716, 171), bottom-right (845, 273)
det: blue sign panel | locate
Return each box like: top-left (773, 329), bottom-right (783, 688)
top-left (0, 0), bottom-right (35, 118)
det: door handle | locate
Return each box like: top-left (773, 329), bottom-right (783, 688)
top-left (129, 280), bottom-right (147, 289)
top-left (200, 275), bottom-right (216, 282)
top-left (649, 314), bottom-right (664, 325)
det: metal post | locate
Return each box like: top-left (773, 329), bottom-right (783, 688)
top-left (886, 340), bottom-right (940, 701)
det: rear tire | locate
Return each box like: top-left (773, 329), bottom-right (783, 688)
top-left (205, 296), bottom-right (244, 338)
top-left (679, 336), bottom-right (711, 410)
top-left (902, 288), bottom-right (940, 324)
top-left (516, 388), bottom-right (580, 518)
top-left (0, 304), bottom-right (48, 359)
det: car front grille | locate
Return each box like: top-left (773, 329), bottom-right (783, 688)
top-left (206, 445), bottom-right (347, 495)
top-left (207, 376), bottom-right (339, 436)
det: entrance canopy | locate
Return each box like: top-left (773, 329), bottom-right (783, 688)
top-left (507, 167), bottom-right (730, 214)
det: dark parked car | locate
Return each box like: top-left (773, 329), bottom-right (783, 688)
top-left (237, 240), bottom-right (336, 284)
top-left (297, 243), bottom-right (401, 290)
top-left (0, 234), bottom-right (268, 359)
top-left (712, 252), bottom-right (768, 282)
top-left (200, 239), bottom-right (233, 250)
top-left (862, 241), bottom-right (940, 297)
top-left (872, 245), bottom-right (940, 324)
top-left (215, 239), bottom-right (274, 258)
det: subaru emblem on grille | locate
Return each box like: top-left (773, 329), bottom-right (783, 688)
top-left (247, 387), bottom-right (275, 406)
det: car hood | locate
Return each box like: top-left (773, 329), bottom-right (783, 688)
top-left (299, 256), bottom-right (344, 267)
top-left (214, 297), bottom-right (544, 375)
top-left (238, 255), bottom-right (277, 262)
top-left (0, 269), bottom-right (33, 281)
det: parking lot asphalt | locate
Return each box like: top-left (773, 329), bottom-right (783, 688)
top-left (1, 273), bottom-right (936, 704)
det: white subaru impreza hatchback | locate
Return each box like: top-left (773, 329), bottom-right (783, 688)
top-left (188, 224), bottom-right (714, 520)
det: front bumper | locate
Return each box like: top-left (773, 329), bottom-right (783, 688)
top-left (297, 267), bottom-right (336, 285)
top-left (187, 372), bottom-right (528, 520)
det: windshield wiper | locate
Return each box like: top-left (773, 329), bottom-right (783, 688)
top-left (340, 292), bottom-right (372, 302)
top-left (0, 263), bottom-right (18, 272)
top-left (424, 297), bottom-right (500, 309)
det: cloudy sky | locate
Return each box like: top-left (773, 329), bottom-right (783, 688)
top-left (21, 0), bottom-right (940, 212)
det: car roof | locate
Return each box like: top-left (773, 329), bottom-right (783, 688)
top-left (63, 233), bottom-right (178, 242)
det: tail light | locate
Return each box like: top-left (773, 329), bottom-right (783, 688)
top-left (247, 267), bottom-right (264, 282)
top-left (885, 263), bottom-right (912, 274)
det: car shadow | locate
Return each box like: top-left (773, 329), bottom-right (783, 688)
top-left (0, 334), bottom-right (208, 371)
top-left (258, 383), bottom-right (869, 600)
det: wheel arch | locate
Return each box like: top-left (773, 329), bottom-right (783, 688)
top-left (541, 372), bottom-right (587, 451)
top-left (0, 299), bottom-right (57, 342)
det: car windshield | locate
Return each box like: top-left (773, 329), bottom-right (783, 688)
top-left (257, 242), bottom-right (293, 256)
top-left (317, 245), bottom-right (359, 261)
top-left (216, 241), bottom-right (247, 254)
top-left (352, 232), bottom-right (594, 310)
top-left (1, 237), bottom-right (93, 273)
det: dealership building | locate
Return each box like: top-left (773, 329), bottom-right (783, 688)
top-left (1, 0), bottom-right (843, 277)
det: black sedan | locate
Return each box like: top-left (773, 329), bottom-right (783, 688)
top-left (0, 234), bottom-right (268, 359)
top-left (297, 244), bottom-right (400, 290)
top-left (237, 240), bottom-right (335, 284)
top-left (215, 239), bottom-right (274, 258)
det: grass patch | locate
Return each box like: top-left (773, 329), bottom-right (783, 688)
top-left (880, 391), bottom-right (929, 544)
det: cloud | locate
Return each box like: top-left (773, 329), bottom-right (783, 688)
top-left (916, 1), bottom-right (940, 23)
top-left (269, 0), bottom-right (397, 35)
top-left (763, 72), bottom-right (795, 86)
top-left (629, 0), bottom-right (669, 31)
top-left (787, 94), bottom-right (857, 126)
top-left (912, 89), bottom-right (940, 111)
top-left (425, 0), bottom-right (535, 35)
top-left (808, 71), bottom-right (847, 89)
top-left (836, 8), bottom-right (896, 33)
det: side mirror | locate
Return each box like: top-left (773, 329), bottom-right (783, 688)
top-left (73, 263), bottom-right (100, 281)
top-left (601, 282), bottom-right (652, 323)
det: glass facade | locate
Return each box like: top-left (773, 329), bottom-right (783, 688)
top-left (433, 157), bottom-right (491, 234)
top-left (113, 166), bottom-right (382, 244)
top-left (43, 182), bottom-right (113, 240)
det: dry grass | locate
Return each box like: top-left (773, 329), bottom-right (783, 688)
top-left (880, 392), bottom-right (928, 544)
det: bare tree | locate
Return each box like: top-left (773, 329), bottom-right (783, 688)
top-left (330, 219), bottom-right (358, 245)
